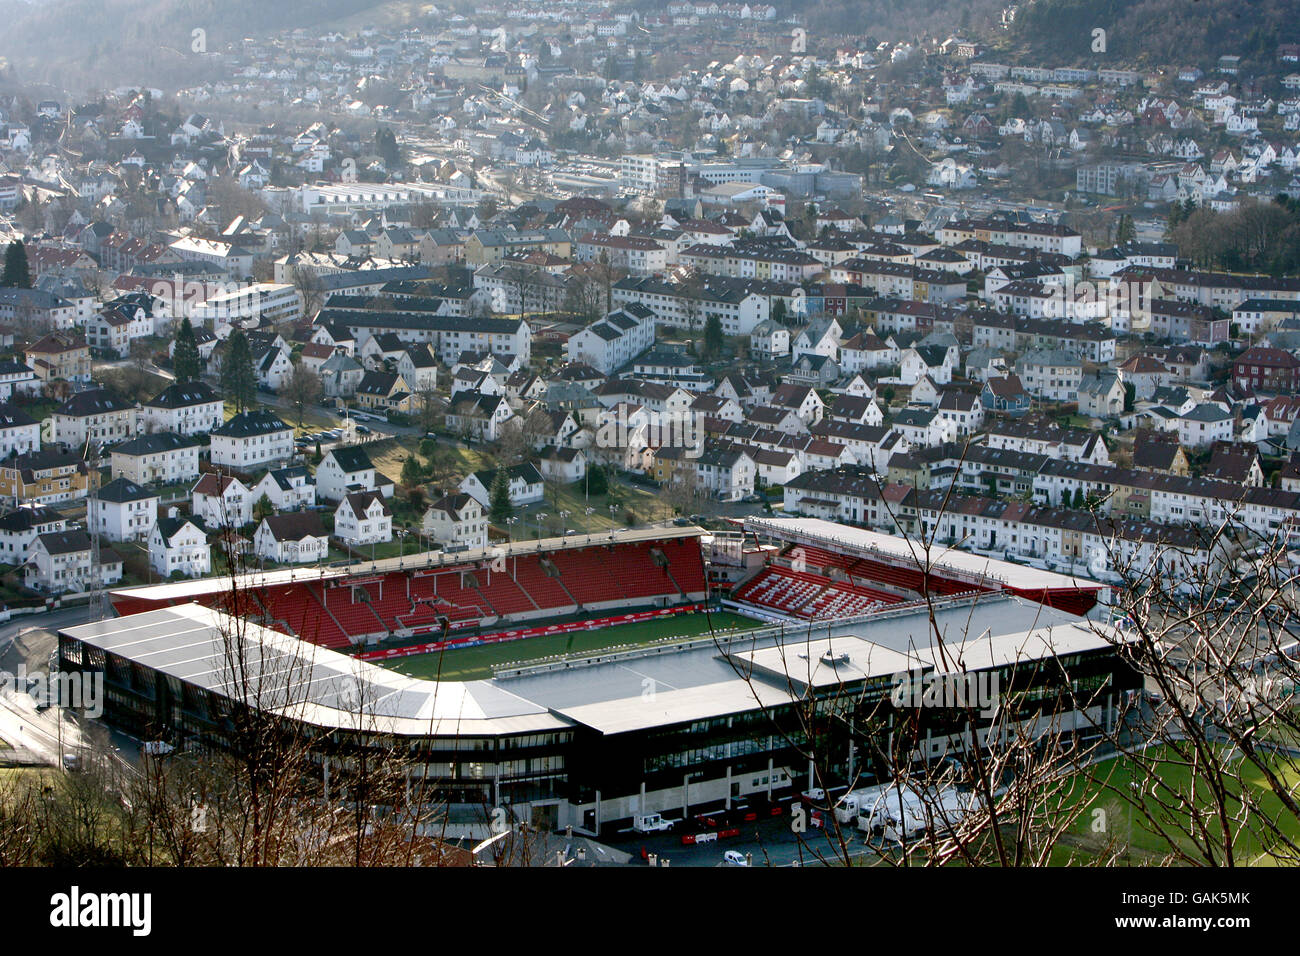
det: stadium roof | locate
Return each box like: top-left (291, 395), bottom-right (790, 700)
top-left (61, 603), bottom-right (566, 736)
top-left (69, 592), bottom-right (1115, 739)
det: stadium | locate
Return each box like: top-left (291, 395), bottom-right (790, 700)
top-left (58, 517), bottom-right (1138, 835)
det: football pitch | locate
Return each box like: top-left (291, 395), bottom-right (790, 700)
top-left (377, 610), bottom-right (765, 681)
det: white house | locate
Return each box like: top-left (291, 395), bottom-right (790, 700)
top-left (538, 446), bottom-right (587, 483)
top-left (209, 410), bottom-right (294, 470)
top-left (565, 304), bottom-right (657, 374)
top-left (251, 466), bottom-right (316, 512)
top-left (51, 388), bottom-right (139, 449)
top-left (24, 530), bottom-right (123, 593)
top-left (141, 381), bottom-right (225, 436)
top-left (422, 493), bottom-right (489, 550)
top-left (0, 505), bottom-right (66, 565)
top-left (253, 512), bottom-right (329, 565)
top-left (87, 477), bottom-right (159, 541)
top-left (191, 472), bottom-right (253, 527)
top-left (446, 390), bottom-right (515, 442)
top-left (110, 433), bottom-right (201, 485)
top-left (459, 463), bottom-right (545, 509)
top-left (149, 514), bottom-right (211, 578)
top-left (333, 490), bottom-right (393, 546)
top-left (0, 403), bottom-right (40, 459)
top-left (316, 446), bottom-right (393, 503)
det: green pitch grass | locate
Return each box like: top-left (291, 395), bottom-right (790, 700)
top-left (1056, 744), bottom-right (1300, 865)
top-left (378, 610), bottom-right (765, 681)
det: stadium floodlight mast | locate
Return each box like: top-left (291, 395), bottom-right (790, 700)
top-left (506, 516), bottom-right (518, 542)
top-left (536, 512), bottom-right (547, 540)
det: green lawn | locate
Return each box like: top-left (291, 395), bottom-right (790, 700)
top-left (379, 610), bottom-right (763, 681)
top-left (1059, 745), bottom-right (1300, 865)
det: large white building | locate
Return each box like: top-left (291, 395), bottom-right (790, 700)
top-left (209, 410), bottom-right (294, 470)
top-left (141, 381), bottom-right (225, 436)
top-left (110, 432), bottom-right (201, 485)
top-left (87, 477), bottom-right (159, 541)
top-left (565, 304), bottom-right (657, 374)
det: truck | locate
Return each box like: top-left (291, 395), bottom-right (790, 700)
top-left (855, 786), bottom-right (927, 840)
top-left (631, 812), bottom-right (675, 834)
top-left (832, 784), bottom-right (890, 825)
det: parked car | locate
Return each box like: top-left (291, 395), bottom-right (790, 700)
top-left (722, 850), bottom-right (750, 867)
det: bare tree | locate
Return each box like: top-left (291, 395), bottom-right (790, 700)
top-left (284, 360), bottom-right (324, 427)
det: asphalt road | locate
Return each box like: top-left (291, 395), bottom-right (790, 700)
top-left (604, 813), bottom-right (896, 868)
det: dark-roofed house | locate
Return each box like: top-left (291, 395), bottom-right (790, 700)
top-left (142, 380), bottom-right (224, 435)
top-left (1131, 431), bottom-right (1189, 476)
top-left (459, 463), bottom-right (544, 509)
top-left (317, 445), bottom-right (394, 502)
top-left (88, 477), bottom-right (159, 541)
top-left (25, 530), bottom-right (123, 593)
top-left (0, 449), bottom-right (94, 503)
top-left (0, 402), bottom-right (40, 458)
top-left (210, 410), bottom-right (294, 470)
top-left (1234, 347), bottom-right (1300, 395)
top-left (51, 388), bottom-right (138, 448)
top-left (421, 493), bottom-right (488, 550)
top-left (253, 511), bottom-right (328, 564)
top-left (446, 389), bottom-right (514, 442)
top-left (333, 490), bottom-right (393, 546)
top-left (0, 505), bottom-right (66, 564)
top-left (977, 371), bottom-right (1029, 416)
top-left (110, 432), bottom-right (201, 485)
top-left (251, 466), bottom-right (316, 512)
top-left (149, 515), bottom-right (210, 578)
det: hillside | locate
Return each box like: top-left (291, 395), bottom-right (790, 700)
top-left (1009, 0), bottom-right (1298, 70)
top-left (0, 0), bottom-right (393, 92)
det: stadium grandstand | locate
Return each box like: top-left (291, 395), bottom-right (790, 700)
top-left (108, 527), bottom-right (709, 653)
top-left (723, 517), bottom-right (1106, 621)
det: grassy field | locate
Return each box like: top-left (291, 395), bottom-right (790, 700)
top-left (1059, 745), bottom-right (1300, 864)
top-left (379, 610), bottom-right (764, 681)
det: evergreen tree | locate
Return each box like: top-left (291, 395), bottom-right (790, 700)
top-left (703, 313), bottom-right (724, 361)
top-left (1116, 214), bottom-right (1136, 245)
top-left (221, 329), bottom-right (258, 413)
top-left (172, 316), bottom-right (202, 383)
top-left (401, 454), bottom-right (423, 489)
top-left (1, 241), bottom-right (31, 288)
top-left (489, 467), bottom-right (514, 525)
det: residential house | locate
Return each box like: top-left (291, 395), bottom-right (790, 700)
top-left (191, 472), bottom-right (253, 528)
top-left (209, 410), bottom-right (294, 470)
top-left (251, 466), bottom-right (317, 512)
top-left (316, 446), bottom-right (393, 502)
top-left (87, 477), bottom-right (159, 541)
top-left (149, 515), bottom-right (211, 578)
top-left (24, 531), bottom-right (122, 593)
top-left (459, 463), bottom-right (545, 509)
top-left (110, 433), bottom-right (201, 485)
top-left (422, 493), bottom-right (488, 550)
top-left (52, 389), bottom-right (138, 449)
top-left (253, 512), bottom-right (329, 565)
top-left (333, 491), bottom-right (393, 546)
